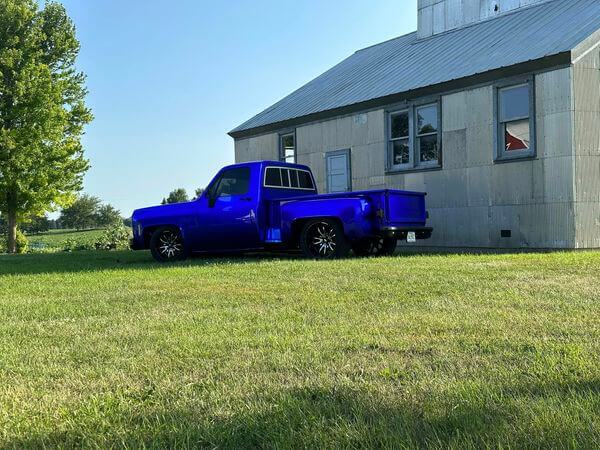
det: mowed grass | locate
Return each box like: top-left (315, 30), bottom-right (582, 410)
top-left (0, 250), bottom-right (598, 448)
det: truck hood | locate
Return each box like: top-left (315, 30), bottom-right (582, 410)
top-left (132, 201), bottom-right (196, 221)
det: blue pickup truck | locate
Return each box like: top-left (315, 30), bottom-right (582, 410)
top-left (131, 161), bottom-right (432, 262)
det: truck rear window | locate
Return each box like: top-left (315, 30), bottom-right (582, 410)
top-left (264, 167), bottom-right (315, 190)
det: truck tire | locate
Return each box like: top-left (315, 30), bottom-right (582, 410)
top-left (150, 227), bottom-right (187, 262)
top-left (353, 237), bottom-right (398, 257)
top-left (300, 219), bottom-right (351, 259)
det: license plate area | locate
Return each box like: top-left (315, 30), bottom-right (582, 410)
top-left (407, 231), bottom-right (417, 243)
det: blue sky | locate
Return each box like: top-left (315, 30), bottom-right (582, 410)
top-left (59, 0), bottom-right (417, 216)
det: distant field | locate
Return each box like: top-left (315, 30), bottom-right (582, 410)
top-left (0, 250), bottom-right (598, 448)
top-left (27, 229), bottom-right (107, 251)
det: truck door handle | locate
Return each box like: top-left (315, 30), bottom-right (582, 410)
top-left (240, 197), bottom-right (252, 202)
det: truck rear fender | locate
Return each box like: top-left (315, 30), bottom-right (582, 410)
top-left (282, 198), bottom-right (373, 243)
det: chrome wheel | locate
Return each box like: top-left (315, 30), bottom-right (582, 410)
top-left (366, 237), bottom-right (385, 254)
top-left (307, 221), bottom-right (337, 257)
top-left (300, 218), bottom-right (351, 259)
top-left (158, 230), bottom-right (182, 259)
top-left (353, 237), bottom-right (397, 257)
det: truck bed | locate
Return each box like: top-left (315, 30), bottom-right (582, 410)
top-left (264, 189), bottom-right (430, 243)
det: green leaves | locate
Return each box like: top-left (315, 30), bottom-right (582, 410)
top-left (0, 0), bottom-right (92, 250)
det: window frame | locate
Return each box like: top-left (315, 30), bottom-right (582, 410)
top-left (386, 99), bottom-right (442, 173)
top-left (415, 102), bottom-right (442, 168)
top-left (388, 109), bottom-right (412, 171)
top-left (263, 166), bottom-right (316, 191)
top-left (494, 78), bottom-right (536, 162)
top-left (279, 131), bottom-right (296, 164)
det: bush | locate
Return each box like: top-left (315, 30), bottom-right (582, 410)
top-left (61, 238), bottom-right (94, 252)
top-left (0, 230), bottom-right (28, 254)
top-left (94, 224), bottom-right (131, 251)
top-left (15, 230), bottom-right (28, 254)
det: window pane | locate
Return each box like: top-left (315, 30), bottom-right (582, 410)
top-left (418, 135), bottom-right (439, 163)
top-left (265, 168), bottom-right (282, 187)
top-left (298, 171), bottom-right (315, 190)
top-left (390, 112), bottom-right (409, 139)
top-left (500, 85), bottom-right (529, 121)
top-left (216, 168), bottom-right (250, 196)
top-left (281, 169), bottom-right (291, 187)
top-left (284, 156), bottom-right (295, 163)
top-left (391, 139), bottom-right (410, 165)
top-left (504, 119), bottom-right (530, 151)
top-left (289, 169), bottom-right (300, 188)
top-left (416, 105), bottom-right (438, 135)
top-left (281, 133), bottom-right (295, 163)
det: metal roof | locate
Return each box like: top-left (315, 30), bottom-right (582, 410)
top-left (231, 0), bottom-right (600, 137)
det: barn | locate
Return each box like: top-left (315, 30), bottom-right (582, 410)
top-left (231, 0), bottom-right (600, 249)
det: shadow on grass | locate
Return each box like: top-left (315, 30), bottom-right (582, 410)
top-left (7, 382), bottom-right (599, 448)
top-left (0, 250), bottom-right (304, 276)
top-left (0, 246), bottom-right (575, 276)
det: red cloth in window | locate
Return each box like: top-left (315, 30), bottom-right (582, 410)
top-left (505, 130), bottom-right (529, 151)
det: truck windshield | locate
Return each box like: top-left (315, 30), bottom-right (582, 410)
top-left (264, 167), bottom-right (315, 191)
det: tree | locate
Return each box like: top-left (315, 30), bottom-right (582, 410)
top-left (95, 204), bottom-right (122, 227)
top-left (22, 214), bottom-right (50, 234)
top-left (195, 188), bottom-right (205, 199)
top-left (0, 1), bottom-right (93, 253)
top-left (59, 195), bottom-right (100, 230)
top-left (162, 188), bottom-right (189, 205)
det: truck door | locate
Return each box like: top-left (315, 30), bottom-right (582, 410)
top-left (200, 166), bottom-right (261, 251)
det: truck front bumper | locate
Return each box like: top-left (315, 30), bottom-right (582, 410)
top-left (381, 226), bottom-right (433, 240)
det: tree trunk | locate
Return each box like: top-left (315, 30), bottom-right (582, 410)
top-left (7, 209), bottom-right (17, 254)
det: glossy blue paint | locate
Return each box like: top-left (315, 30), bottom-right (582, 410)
top-left (131, 161), bottom-right (432, 255)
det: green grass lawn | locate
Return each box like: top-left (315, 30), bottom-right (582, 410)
top-left (27, 229), bottom-right (106, 251)
top-left (0, 250), bottom-right (598, 448)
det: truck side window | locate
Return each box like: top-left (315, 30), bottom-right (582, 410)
top-left (214, 167), bottom-right (250, 197)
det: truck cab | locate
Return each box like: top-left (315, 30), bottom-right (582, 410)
top-left (131, 161), bottom-right (432, 262)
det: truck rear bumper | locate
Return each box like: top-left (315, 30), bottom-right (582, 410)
top-left (380, 226), bottom-right (433, 240)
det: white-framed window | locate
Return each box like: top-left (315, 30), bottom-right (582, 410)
top-left (389, 110), bottom-right (411, 169)
top-left (279, 132), bottom-right (296, 163)
top-left (264, 166), bottom-right (316, 191)
top-left (496, 81), bottom-right (535, 160)
top-left (387, 101), bottom-right (441, 171)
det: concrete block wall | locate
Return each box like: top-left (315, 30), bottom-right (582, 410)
top-left (417, 0), bottom-right (551, 38)
top-left (572, 49), bottom-right (600, 248)
top-left (383, 68), bottom-right (575, 248)
top-left (234, 133), bottom-right (279, 163)
top-left (295, 111), bottom-right (387, 194)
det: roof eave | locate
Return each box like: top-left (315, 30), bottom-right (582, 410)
top-left (229, 51), bottom-right (572, 140)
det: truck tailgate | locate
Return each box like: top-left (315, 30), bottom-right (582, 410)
top-left (383, 190), bottom-right (427, 227)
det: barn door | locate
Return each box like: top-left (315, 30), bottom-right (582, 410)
top-left (326, 149), bottom-right (352, 193)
